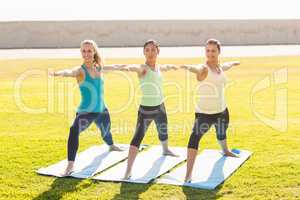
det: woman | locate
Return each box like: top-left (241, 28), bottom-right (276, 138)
top-left (120, 39), bottom-right (179, 179)
top-left (180, 39), bottom-right (240, 182)
top-left (49, 40), bottom-right (124, 176)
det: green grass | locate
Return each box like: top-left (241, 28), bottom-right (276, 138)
top-left (0, 56), bottom-right (299, 200)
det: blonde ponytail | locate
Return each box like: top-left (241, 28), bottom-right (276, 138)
top-left (80, 40), bottom-right (104, 68)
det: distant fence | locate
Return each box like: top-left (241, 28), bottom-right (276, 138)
top-left (0, 20), bottom-right (299, 48)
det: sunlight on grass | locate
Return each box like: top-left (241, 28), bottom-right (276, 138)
top-left (0, 56), bottom-right (299, 200)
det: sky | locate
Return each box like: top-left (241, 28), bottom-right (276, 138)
top-left (1, 0), bottom-right (300, 21)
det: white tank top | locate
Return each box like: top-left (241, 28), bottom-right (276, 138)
top-left (195, 64), bottom-right (227, 114)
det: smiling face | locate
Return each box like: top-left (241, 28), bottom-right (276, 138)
top-left (205, 43), bottom-right (220, 62)
top-left (143, 43), bottom-right (159, 63)
top-left (80, 43), bottom-right (95, 64)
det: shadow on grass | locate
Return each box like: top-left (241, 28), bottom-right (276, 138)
top-left (110, 182), bottom-right (153, 200)
top-left (108, 181), bottom-right (223, 200)
top-left (33, 155), bottom-right (228, 199)
top-left (182, 183), bottom-right (223, 200)
top-left (32, 177), bottom-right (224, 200)
top-left (33, 177), bottom-right (83, 200)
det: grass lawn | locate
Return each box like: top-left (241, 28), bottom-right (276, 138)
top-left (0, 56), bottom-right (299, 200)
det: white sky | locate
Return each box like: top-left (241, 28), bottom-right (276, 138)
top-left (1, 0), bottom-right (300, 21)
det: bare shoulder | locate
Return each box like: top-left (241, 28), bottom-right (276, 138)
top-left (137, 64), bottom-right (148, 78)
top-left (199, 64), bottom-right (208, 71)
top-left (139, 64), bottom-right (148, 72)
top-left (196, 64), bottom-right (208, 81)
top-left (140, 64), bottom-right (147, 69)
top-left (72, 66), bottom-right (84, 76)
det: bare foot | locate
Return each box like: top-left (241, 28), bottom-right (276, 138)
top-left (163, 149), bottom-right (179, 157)
top-left (123, 171), bottom-right (132, 180)
top-left (224, 151), bottom-right (238, 157)
top-left (109, 145), bottom-right (124, 152)
top-left (184, 176), bottom-right (192, 183)
top-left (60, 164), bottom-right (74, 177)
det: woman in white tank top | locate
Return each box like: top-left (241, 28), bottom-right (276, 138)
top-left (195, 62), bottom-right (227, 114)
top-left (180, 39), bottom-right (240, 182)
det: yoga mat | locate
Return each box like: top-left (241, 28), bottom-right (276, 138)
top-left (93, 146), bottom-right (187, 183)
top-left (156, 149), bottom-right (252, 190)
top-left (37, 144), bottom-right (146, 178)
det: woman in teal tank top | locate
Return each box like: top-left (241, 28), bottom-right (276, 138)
top-left (49, 40), bottom-right (125, 176)
top-left (120, 40), bottom-right (179, 179)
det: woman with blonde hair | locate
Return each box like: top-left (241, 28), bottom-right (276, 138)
top-left (49, 39), bottom-right (124, 176)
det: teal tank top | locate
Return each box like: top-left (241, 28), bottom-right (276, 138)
top-left (77, 64), bottom-right (105, 113)
top-left (139, 65), bottom-right (164, 106)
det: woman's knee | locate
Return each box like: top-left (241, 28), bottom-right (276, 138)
top-left (130, 135), bottom-right (143, 148)
top-left (187, 131), bottom-right (203, 150)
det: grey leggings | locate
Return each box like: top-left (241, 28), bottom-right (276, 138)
top-left (188, 108), bottom-right (229, 150)
top-left (130, 103), bottom-right (168, 148)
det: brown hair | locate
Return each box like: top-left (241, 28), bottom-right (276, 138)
top-left (206, 38), bottom-right (221, 52)
top-left (80, 40), bottom-right (104, 68)
top-left (143, 39), bottom-right (160, 50)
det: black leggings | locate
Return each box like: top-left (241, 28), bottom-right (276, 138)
top-left (68, 109), bottom-right (114, 161)
top-left (188, 108), bottom-right (229, 150)
top-left (130, 103), bottom-right (168, 148)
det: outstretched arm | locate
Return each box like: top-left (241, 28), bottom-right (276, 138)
top-left (101, 64), bottom-right (128, 72)
top-left (49, 66), bottom-right (81, 77)
top-left (119, 64), bottom-right (146, 77)
top-left (159, 64), bottom-right (179, 72)
top-left (180, 64), bottom-right (205, 73)
top-left (221, 61), bottom-right (240, 71)
top-left (180, 64), bottom-right (208, 81)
